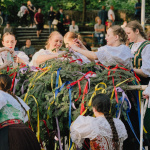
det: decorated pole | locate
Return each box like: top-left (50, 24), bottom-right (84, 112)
top-left (141, 0), bottom-right (145, 30)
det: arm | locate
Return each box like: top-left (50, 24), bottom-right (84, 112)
top-left (36, 53), bottom-right (59, 65)
top-left (95, 28), bottom-right (104, 32)
top-left (34, 14), bottom-right (38, 24)
top-left (70, 44), bottom-right (98, 60)
top-left (133, 68), bottom-right (148, 78)
top-left (110, 14), bottom-right (114, 22)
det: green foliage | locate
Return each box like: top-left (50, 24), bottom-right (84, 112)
top-left (1, 56), bottom-right (138, 148)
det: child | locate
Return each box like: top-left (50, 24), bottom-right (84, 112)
top-left (69, 25), bottom-right (133, 68)
top-left (0, 74), bottom-right (41, 150)
top-left (30, 31), bottom-right (64, 67)
top-left (64, 31), bottom-right (91, 63)
top-left (0, 32), bottom-right (29, 67)
top-left (70, 94), bottom-right (128, 149)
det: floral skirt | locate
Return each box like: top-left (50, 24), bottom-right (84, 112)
top-left (0, 123), bottom-right (41, 150)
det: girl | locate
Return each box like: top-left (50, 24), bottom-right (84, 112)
top-left (30, 31), bottom-right (64, 67)
top-left (69, 25), bottom-right (133, 68)
top-left (0, 74), bottom-right (41, 150)
top-left (125, 20), bottom-right (150, 85)
top-left (64, 32), bottom-right (91, 63)
top-left (70, 94), bottom-right (128, 149)
top-left (0, 32), bottom-right (29, 67)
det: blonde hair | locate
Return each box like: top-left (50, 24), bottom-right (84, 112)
top-left (2, 32), bottom-right (16, 42)
top-left (27, 1), bottom-right (31, 5)
top-left (110, 25), bottom-right (127, 43)
top-left (64, 32), bottom-right (79, 42)
top-left (45, 31), bottom-right (63, 49)
top-left (126, 20), bottom-right (147, 40)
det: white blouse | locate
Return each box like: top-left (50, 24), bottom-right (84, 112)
top-left (0, 90), bottom-right (30, 123)
top-left (0, 51), bottom-right (29, 66)
top-left (131, 42), bottom-right (150, 76)
top-left (70, 116), bottom-right (128, 149)
top-left (95, 45), bottom-right (133, 68)
top-left (29, 49), bottom-right (63, 67)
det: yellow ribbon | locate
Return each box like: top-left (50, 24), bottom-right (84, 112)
top-left (81, 82), bottom-right (107, 116)
top-left (28, 95), bottom-right (40, 142)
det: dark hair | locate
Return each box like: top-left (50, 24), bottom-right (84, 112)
top-left (92, 94), bottom-right (119, 150)
top-left (0, 74), bottom-right (27, 116)
top-left (110, 25), bottom-right (127, 44)
top-left (126, 20), bottom-right (147, 40)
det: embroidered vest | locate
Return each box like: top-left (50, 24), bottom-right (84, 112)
top-left (129, 41), bottom-right (150, 69)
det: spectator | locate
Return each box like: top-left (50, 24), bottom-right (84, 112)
top-left (64, 15), bottom-right (71, 25)
top-left (121, 20), bottom-right (127, 29)
top-left (27, 1), bottom-right (36, 28)
top-left (20, 39), bottom-right (35, 61)
top-left (34, 8), bottom-right (44, 38)
top-left (3, 22), bottom-right (13, 34)
top-left (94, 19), bottom-right (105, 46)
top-left (56, 8), bottom-right (65, 35)
top-left (135, 0), bottom-right (141, 21)
top-left (98, 6), bottom-right (107, 25)
top-left (108, 5), bottom-right (115, 25)
top-left (48, 6), bottom-right (55, 34)
top-left (69, 20), bottom-right (79, 33)
top-left (20, 3), bottom-right (28, 27)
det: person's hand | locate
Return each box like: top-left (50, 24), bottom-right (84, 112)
top-left (73, 38), bottom-right (87, 50)
top-left (142, 83), bottom-right (150, 99)
top-left (0, 47), bottom-right (14, 54)
top-left (69, 44), bottom-right (81, 52)
top-left (13, 55), bottom-right (22, 63)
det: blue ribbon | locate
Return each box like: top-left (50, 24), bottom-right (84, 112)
top-left (120, 97), bottom-right (145, 150)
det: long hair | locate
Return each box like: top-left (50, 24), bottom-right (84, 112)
top-left (126, 20), bottom-right (147, 40)
top-left (92, 94), bottom-right (119, 150)
top-left (0, 74), bottom-right (27, 116)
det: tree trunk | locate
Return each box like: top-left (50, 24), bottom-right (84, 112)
top-left (82, 0), bottom-right (86, 25)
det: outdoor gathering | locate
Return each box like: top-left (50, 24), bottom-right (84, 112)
top-left (0, 0), bottom-right (150, 150)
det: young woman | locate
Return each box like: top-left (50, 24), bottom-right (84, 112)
top-left (30, 31), bottom-right (64, 67)
top-left (70, 94), bottom-right (128, 149)
top-left (0, 32), bottom-right (29, 67)
top-left (64, 31), bottom-right (91, 63)
top-left (0, 74), bottom-right (41, 150)
top-left (125, 20), bottom-right (150, 85)
top-left (69, 25), bottom-right (133, 68)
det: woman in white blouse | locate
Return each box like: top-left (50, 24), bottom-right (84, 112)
top-left (69, 25), bottom-right (133, 69)
top-left (70, 94), bottom-right (128, 150)
top-left (30, 31), bottom-right (64, 67)
top-left (125, 20), bottom-right (150, 85)
top-left (0, 32), bottom-right (29, 67)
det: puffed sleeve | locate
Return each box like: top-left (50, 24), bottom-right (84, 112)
top-left (0, 90), bottom-right (7, 109)
top-left (70, 115), bottom-right (94, 148)
top-left (29, 49), bottom-right (47, 67)
top-left (141, 45), bottom-right (150, 76)
top-left (15, 51), bottom-right (29, 65)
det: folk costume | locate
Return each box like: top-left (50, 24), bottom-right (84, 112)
top-left (95, 45), bottom-right (133, 68)
top-left (0, 90), bottom-right (41, 150)
top-left (129, 40), bottom-right (150, 85)
top-left (70, 116), bottom-right (128, 150)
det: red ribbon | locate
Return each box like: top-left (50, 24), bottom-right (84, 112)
top-left (70, 59), bottom-right (83, 64)
top-left (40, 120), bottom-right (50, 137)
top-left (10, 72), bottom-right (17, 91)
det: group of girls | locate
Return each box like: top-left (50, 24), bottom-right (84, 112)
top-left (1, 20), bottom-right (150, 85)
top-left (0, 20), bottom-right (150, 150)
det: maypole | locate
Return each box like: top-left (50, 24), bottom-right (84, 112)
top-left (141, 0), bottom-right (145, 30)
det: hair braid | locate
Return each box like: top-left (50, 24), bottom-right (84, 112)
top-left (104, 111), bottom-right (119, 150)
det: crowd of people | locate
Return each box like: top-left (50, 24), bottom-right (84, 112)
top-left (0, 0), bottom-right (150, 149)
